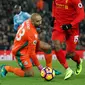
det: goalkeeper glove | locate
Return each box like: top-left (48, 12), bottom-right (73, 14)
top-left (61, 24), bottom-right (72, 30)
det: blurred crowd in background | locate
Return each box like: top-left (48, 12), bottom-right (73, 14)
top-left (0, 0), bottom-right (85, 50)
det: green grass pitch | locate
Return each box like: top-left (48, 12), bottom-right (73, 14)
top-left (0, 60), bottom-right (85, 85)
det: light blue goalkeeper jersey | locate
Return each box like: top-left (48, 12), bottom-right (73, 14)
top-left (13, 11), bottom-right (31, 31)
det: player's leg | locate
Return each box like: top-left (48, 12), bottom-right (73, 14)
top-left (38, 41), bottom-right (61, 75)
top-left (0, 65), bottom-right (34, 77)
top-left (30, 58), bottom-right (35, 66)
top-left (0, 54), bottom-right (34, 77)
top-left (52, 29), bottom-right (73, 80)
top-left (39, 41), bottom-right (52, 68)
top-left (66, 34), bottom-right (83, 75)
top-left (30, 52), bottom-right (43, 71)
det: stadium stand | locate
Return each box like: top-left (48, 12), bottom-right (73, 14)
top-left (0, 0), bottom-right (85, 50)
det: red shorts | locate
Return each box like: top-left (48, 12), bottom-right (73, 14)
top-left (52, 26), bottom-right (79, 52)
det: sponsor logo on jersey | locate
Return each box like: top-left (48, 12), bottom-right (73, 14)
top-left (56, 3), bottom-right (68, 9)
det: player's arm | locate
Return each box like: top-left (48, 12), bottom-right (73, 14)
top-left (13, 16), bottom-right (20, 31)
top-left (28, 40), bottom-right (43, 71)
top-left (61, 0), bottom-right (84, 30)
top-left (30, 52), bottom-right (43, 71)
top-left (71, 0), bottom-right (84, 26)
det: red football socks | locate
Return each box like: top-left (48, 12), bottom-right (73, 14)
top-left (55, 49), bottom-right (68, 69)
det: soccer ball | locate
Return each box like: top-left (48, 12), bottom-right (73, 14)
top-left (40, 67), bottom-right (55, 81)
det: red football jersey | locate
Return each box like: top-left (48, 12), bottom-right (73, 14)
top-left (52, 0), bottom-right (84, 26)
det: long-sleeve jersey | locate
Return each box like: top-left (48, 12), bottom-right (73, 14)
top-left (12, 19), bottom-right (39, 55)
top-left (52, 0), bottom-right (84, 26)
top-left (13, 11), bottom-right (31, 31)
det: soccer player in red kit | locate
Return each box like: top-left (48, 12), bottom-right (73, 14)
top-left (52, 0), bottom-right (84, 80)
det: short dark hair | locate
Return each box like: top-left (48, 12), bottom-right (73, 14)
top-left (14, 4), bottom-right (21, 9)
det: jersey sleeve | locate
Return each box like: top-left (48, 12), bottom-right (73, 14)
top-left (13, 16), bottom-right (20, 31)
top-left (24, 12), bottom-right (31, 19)
top-left (71, 0), bottom-right (84, 26)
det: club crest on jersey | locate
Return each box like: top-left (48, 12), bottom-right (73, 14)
top-left (78, 3), bottom-right (82, 8)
